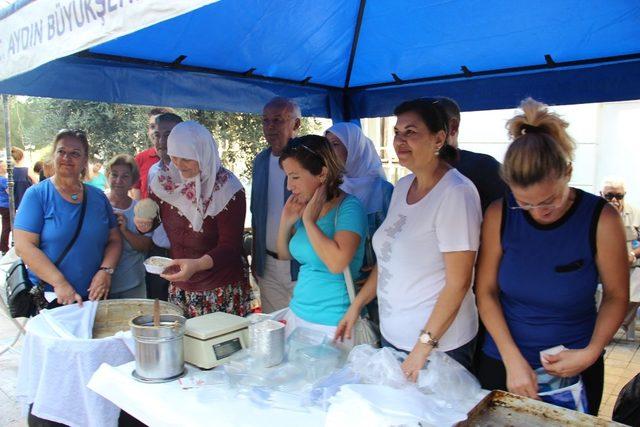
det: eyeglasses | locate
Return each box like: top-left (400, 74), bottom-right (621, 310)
top-left (55, 148), bottom-right (83, 160)
top-left (509, 200), bottom-right (559, 211)
top-left (509, 187), bottom-right (567, 211)
top-left (603, 193), bottom-right (625, 201)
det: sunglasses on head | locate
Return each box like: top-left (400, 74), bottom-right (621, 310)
top-left (57, 128), bottom-right (86, 137)
top-left (288, 139), bottom-right (325, 162)
top-left (604, 193), bottom-right (625, 201)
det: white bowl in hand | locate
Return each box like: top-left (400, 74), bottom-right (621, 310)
top-left (144, 256), bottom-right (173, 275)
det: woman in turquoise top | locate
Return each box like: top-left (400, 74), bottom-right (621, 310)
top-left (276, 135), bottom-right (367, 338)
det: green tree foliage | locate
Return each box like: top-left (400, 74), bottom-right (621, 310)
top-left (2, 97), bottom-right (324, 179)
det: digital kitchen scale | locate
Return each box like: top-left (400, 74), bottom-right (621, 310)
top-left (184, 312), bottom-right (250, 369)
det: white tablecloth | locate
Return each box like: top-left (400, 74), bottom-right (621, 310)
top-left (88, 362), bottom-right (327, 427)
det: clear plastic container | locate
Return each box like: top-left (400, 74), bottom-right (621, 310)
top-left (291, 344), bottom-right (342, 382)
top-left (286, 327), bottom-right (328, 360)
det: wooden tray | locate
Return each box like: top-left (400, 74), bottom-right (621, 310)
top-left (92, 299), bottom-right (183, 338)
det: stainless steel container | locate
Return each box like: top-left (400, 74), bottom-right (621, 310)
top-left (130, 314), bottom-right (186, 382)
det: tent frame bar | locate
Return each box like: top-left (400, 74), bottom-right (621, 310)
top-left (343, 0), bottom-right (367, 89)
top-left (351, 51), bottom-right (640, 91)
top-left (76, 51), bottom-right (338, 91)
top-left (75, 49), bottom-right (640, 97)
top-left (341, 0), bottom-right (367, 121)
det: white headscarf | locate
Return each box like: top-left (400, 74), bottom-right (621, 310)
top-left (326, 122), bottom-right (387, 214)
top-left (150, 121), bottom-right (243, 232)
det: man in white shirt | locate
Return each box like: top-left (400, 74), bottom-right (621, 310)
top-left (250, 97), bottom-right (301, 312)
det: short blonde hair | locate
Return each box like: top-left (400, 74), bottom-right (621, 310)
top-left (105, 154), bottom-right (140, 183)
top-left (502, 98), bottom-right (575, 187)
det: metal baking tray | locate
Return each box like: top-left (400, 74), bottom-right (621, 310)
top-left (457, 390), bottom-right (624, 426)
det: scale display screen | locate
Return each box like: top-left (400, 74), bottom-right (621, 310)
top-left (212, 337), bottom-right (242, 360)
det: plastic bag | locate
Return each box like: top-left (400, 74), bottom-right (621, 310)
top-left (346, 344), bottom-right (408, 388)
top-left (249, 387), bottom-right (310, 412)
top-left (417, 350), bottom-right (481, 402)
top-left (326, 384), bottom-right (468, 427)
top-left (612, 373), bottom-right (640, 426)
top-left (307, 366), bottom-right (361, 410)
top-left (535, 367), bottom-right (588, 413)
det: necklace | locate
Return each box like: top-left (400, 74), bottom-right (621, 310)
top-left (54, 179), bottom-right (81, 202)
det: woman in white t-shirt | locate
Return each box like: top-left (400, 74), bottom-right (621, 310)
top-left (335, 98), bottom-right (482, 376)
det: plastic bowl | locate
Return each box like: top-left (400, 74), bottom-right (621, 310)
top-left (144, 256), bottom-right (173, 275)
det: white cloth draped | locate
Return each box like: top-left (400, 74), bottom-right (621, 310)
top-left (16, 302), bottom-right (134, 427)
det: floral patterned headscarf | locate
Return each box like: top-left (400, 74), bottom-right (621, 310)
top-left (150, 121), bottom-right (243, 232)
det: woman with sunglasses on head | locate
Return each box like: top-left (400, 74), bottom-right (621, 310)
top-left (475, 98), bottom-right (628, 415)
top-left (335, 99), bottom-right (482, 375)
top-left (14, 130), bottom-right (122, 307)
top-left (276, 135), bottom-right (368, 340)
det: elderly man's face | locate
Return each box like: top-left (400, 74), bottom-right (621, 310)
top-left (262, 104), bottom-right (300, 155)
top-left (602, 185), bottom-right (625, 213)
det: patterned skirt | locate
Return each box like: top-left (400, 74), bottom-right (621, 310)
top-left (168, 281), bottom-right (252, 319)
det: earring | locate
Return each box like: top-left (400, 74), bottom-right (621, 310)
top-left (434, 149), bottom-right (440, 156)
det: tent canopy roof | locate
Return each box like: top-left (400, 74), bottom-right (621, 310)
top-left (1, 0), bottom-right (639, 119)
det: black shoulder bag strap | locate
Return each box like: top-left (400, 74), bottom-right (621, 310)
top-left (53, 184), bottom-right (88, 266)
top-left (29, 185), bottom-right (88, 311)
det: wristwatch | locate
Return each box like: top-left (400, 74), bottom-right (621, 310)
top-left (99, 266), bottom-right (114, 275)
top-left (418, 330), bottom-right (439, 348)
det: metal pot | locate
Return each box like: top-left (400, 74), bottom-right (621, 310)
top-left (130, 314), bottom-right (186, 382)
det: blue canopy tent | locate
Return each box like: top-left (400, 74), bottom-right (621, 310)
top-left (1, 0), bottom-right (640, 120)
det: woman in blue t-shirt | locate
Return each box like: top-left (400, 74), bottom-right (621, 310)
top-left (276, 135), bottom-right (367, 340)
top-left (14, 129), bottom-right (122, 306)
top-left (475, 98), bottom-right (628, 415)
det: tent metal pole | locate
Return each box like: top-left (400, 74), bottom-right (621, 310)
top-left (2, 94), bottom-right (15, 236)
top-left (342, 0), bottom-right (367, 121)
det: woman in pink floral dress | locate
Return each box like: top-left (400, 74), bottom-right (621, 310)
top-left (149, 121), bottom-right (250, 318)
